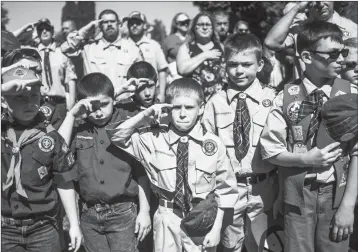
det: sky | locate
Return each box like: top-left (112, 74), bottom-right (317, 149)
top-left (3, 1), bottom-right (200, 35)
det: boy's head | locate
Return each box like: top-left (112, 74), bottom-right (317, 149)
top-left (224, 33), bottom-right (264, 89)
top-left (297, 21), bottom-right (345, 79)
top-left (165, 78), bottom-right (204, 132)
top-left (77, 73), bottom-right (115, 126)
top-left (127, 61), bottom-right (157, 108)
top-left (341, 37), bottom-right (358, 85)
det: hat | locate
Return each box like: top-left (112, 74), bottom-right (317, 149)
top-left (126, 11), bottom-right (147, 23)
top-left (316, 94), bottom-right (358, 149)
top-left (2, 66), bottom-right (41, 85)
top-left (1, 31), bottom-right (21, 53)
top-left (37, 18), bottom-right (53, 27)
top-left (181, 192), bottom-right (218, 246)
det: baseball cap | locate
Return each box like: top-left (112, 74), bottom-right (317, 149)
top-left (37, 18), bottom-right (53, 27)
top-left (1, 31), bottom-right (21, 55)
top-left (316, 94), bottom-right (358, 149)
top-left (126, 11), bottom-right (147, 23)
top-left (2, 66), bottom-right (41, 85)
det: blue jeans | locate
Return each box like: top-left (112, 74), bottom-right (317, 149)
top-left (284, 183), bottom-right (350, 252)
top-left (1, 219), bottom-right (61, 252)
top-left (80, 201), bottom-right (138, 252)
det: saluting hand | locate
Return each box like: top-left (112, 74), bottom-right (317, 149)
top-left (143, 103), bottom-right (173, 124)
top-left (203, 49), bottom-right (222, 60)
top-left (69, 98), bottom-right (100, 119)
top-left (1, 78), bottom-right (41, 95)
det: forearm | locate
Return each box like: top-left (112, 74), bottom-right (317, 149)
top-left (211, 208), bottom-right (224, 232)
top-left (137, 176), bottom-right (151, 213)
top-left (177, 53), bottom-right (206, 76)
top-left (340, 156), bottom-right (358, 209)
top-left (268, 151), bottom-right (307, 168)
top-left (58, 112), bottom-right (75, 145)
top-left (12, 25), bottom-right (29, 37)
top-left (57, 183), bottom-right (80, 226)
top-left (158, 71), bottom-right (167, 96)
top-left (66, 80), bottom-right (76, 110)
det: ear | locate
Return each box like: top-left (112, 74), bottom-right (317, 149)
top-left (300, 51), bottom-right (312, 64)
top-left (257, 59), bottom-right (264, 73)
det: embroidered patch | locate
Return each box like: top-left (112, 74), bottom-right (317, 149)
top-left (343, 30), bottom-right (350, 38)
top-left (66, 153), bottom-right (75, 167)
top-left (61, 143), bottom-right (69, 153)
top-left (288, 86), bottom-right (300, 96)
top-left (335, 90), bottom-right (346, 97)
top-left (292, 125), bottom-right (304, 142)
top-left (262, 99), bottom-right (272, 107)
top-left (38, 166), bottom-right (48, 179)
top-left (38, 135), bottom-right (55, 152)
top-left (76, 135), bottom-right (93, 140)
top-left (39, 106), bottom-right (52, 117)
top-left (202, 139), bottom-right (218, 156)
top-left (287, 101), bottom-right (301, 122)
top-left (13, 67), bottom-right (28, 78)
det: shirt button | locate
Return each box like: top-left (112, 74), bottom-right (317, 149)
top-left (100, 180), bottom-right (104, 184)
top-left (14, 204), bottom-right (18, 209)
top-left (100, 159), bottom-right (104, 165)
top-left (100, 140), bottom-right (104, 144)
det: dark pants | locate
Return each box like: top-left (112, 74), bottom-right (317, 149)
top-left (350, 205), bottom-right (358, 250)
top-left (284, 183), bottom-right (349, 252)
top-left (1, 219), bottom-right (61, 252)
top-left (80, 201), bottom-right (138, 252)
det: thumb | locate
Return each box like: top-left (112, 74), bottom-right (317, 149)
top-left (70, 232), bottom-right (76, 251)
top-left (135, 219), bottom-right (139, 233)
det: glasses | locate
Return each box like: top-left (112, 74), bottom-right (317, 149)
top-left (342, 61), bottom-right (357, 69)
top-left (128, 19), bottom-right (143, 26)
top-left (310, 48), bottom-right (349, 60)
top-left (196, 23), bottom-right (212, 28)
top-left (216, 22), bottom-right (229, 26)
top-left (177, 20), bottom-right (190, 26)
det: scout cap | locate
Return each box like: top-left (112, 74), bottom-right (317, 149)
top-left (1, 31), bottom-right (21, 55)
top-left (181, 192), bottom-right (218, 246)
top-left (126, 11), bottom-right (147, 23)
top-left (2, 66), bottom-right (41, 85)
top-left (316, 94), bottom-right (358, 149)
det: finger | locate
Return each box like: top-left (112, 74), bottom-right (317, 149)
top-left (343, 227), bottom-right (349, 240)
top-left (160, 103), bottom-right (173, 109)
top-left (324, 142), bottom-right (341, 152)
top-left (138, 225), bottom-right (144, 242)
top-left (70, 235), bottom-right (76, 251)
top-left (75, 236), bottom-right (81, 252)
top-left (337, 227), bottom-right (344, 242)
top-left (135, 221), bottom-right (139, 233)
top-left (349, 225), bottom-right (354, 234)
top-left (24, 79), bottom-right (41, 86)
top-left (331, 225), bottom-right (338, 241)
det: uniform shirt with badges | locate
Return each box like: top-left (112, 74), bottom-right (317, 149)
top-left (260, 76), bottom-right (357, 183)
top-left (108, 121), bottom-right (238, 208)
top-left (70, 107), bottom-right (147, 205)
top-left (1, 112), bottom-right (76, 218)
top-left (37, 42), bottom-right (77, 98)
top-left (39, 101), bottom-right (67, 130)
top-left (202, 79), bottom-right (277, 176)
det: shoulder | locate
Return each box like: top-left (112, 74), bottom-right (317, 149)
top-left (202, 131), bottom-right (226, 153)
top-left (112, 103), bottom-right (139, 121)
top-left (206, 90), bottom-right (227, 106)
top-left (262, 84), bottom-right (278, 98)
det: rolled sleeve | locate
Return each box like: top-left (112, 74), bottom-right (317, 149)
top-left (201, 99), bottom-right (216, 134)
top-left (64, 58), bottom-right (77, 82)
top-left (260, 91), bottom-right (288, 160)
top-left (154, 42), bottom-right (168, 71)
top-left (214, 141), bottom-right (239, 208)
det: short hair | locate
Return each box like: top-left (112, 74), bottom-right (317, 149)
top-left (77, 73), bottom-right (114, 100)
top-left (165, 78), bottom-right (204, 105)
top-left (213, 10), bottom-right (229, 19)
top-left (296, 21), bottom-right (343, 54)
top-left (344, 37), bottom-right (358, 49)
top-left (127, 61), bottom-right (157, 81)
top-left (62, 19), bottom-right (77, 29)
top-left (98, 9), bottom-right (119, 22)
top-left (224, 33), bottom-right (262, 61)
top-left (233, 20), bottom-right (250, 33)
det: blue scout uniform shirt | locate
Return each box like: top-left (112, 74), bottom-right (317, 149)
top-left (1, 111), bottom-right (76, 218)
top-left (71, 107), bottom-right (147, 205)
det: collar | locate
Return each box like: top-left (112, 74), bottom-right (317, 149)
top-left (226, 78), bottom-right (262, 104)
top-left (6, 112), bottom-right (48, 132)
top-left (38, 42), bottom-right (57, 52)
top-left (301, 75), bottom-right (332, 98)
top-left (168, 122), bottom-right (204, 145)
top-left (133, 36), bottom-right (150, 46)
top-left (101, 37), bottom-right (122, 50)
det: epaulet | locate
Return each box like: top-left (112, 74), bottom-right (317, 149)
top-left (137, 123), bottom-right (168, 134)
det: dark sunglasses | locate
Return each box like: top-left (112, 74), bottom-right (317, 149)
top-left (177, 20), bottom-right (190, 26)
top-left (310, 48), bottom-right (349, 60)
top-left (128, 19), bottom-right (143, 26)
top-left (343, 61), bottom-right (357, 69)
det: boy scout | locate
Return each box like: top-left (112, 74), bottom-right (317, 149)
top-left (58, 72), bottom-right (151, 252)
top-left (1, 55), bottom-right (81, 252)
top-left (107, 78), bottom-right (238, 252)
top-left (341, 37), bottom-right (358, 92)
top-left (202, 33), bottom-right (278, 252)
top-left (260, 21), bottom-right (356, 252)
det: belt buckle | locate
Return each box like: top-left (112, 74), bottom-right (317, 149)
top-left (22, 219), bottom-right (34, 226)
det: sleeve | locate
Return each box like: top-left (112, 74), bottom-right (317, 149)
top-left (50, 103), bottom-right (67, 130)
top-left (60, 30), bottom-right (83, 57)
top-left (284, 32), bottom-right (295, 49)
top-left (154, 41), bottom-right (168, 71)
top-left (63, 56), bottom-right (78, 83)
top-left (260, 91), bottom-right (288, 159)
top-left (52, 132), bottom-right (78, 188)
top-left (161, 39), bottom-right (169, 59)
top-left (214, 140), bottom-right (239, 208)
top-left (201, 99), bottom-right (216, 134)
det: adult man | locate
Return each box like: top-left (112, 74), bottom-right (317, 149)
top-left (62, 9), bottom-right (141, 102)
top-left (213, 11), bottom-right (230, 43)
top-left (37, 18), bottom-right (77, 110)
top-left (62, 20), bottom-right (77, 38)
top-left (126, 11), bottom-right (168, 102)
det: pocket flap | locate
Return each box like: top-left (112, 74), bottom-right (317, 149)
top-left (216, 114), bottom-right (234, 129)
top-left (75, 138), bottom-right (94, 150)
top-left (149, 156), bottom-right (176, 171)
top-left (252, 110), bottom-right (269, 126)
top-left (90, 56), bottom-right (106, 65)
top-left (32, 151), bottom-right (52, 165)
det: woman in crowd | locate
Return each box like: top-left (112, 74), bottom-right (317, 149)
top-left (162, 12), bottom-right (190, 81)
top-left (176, 11), bottom-right (226, 102)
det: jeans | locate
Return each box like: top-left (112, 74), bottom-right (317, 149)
top-left (284, 183), bottom-right (350, 252)
top-left (80, 201), bottom-right (138, 252)
top-left (1, 219), bottom-right (61, 252)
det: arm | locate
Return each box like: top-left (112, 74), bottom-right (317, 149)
top-left (66, 80), bottom-right (76, 110)
top-left (63, 58), bottom-right (77, 110)
top-left (135, 175), bottom-right (151, 242)
top-left (12, 21), bottom-right (38, 37)
top-left (155, 42), bottom-right (169, 102)
top-left (202, 208), bottom-right (224, 249)
top-left (157, 70), bottom-right (167, 103)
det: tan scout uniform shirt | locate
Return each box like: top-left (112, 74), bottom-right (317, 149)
top-left (202, 79), bottom-right (277, 176)
top-left (260, 77), bottom-right (357, 183)
top-left (110, 122), bottom-right (238, 208)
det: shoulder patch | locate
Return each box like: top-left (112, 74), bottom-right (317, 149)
top-left (288, 85), bottom-right (300, 96)
top-left (66, 152), bottom-right (75, 167)
top-left (262, 99), bottom-right (272, 108)
top-left (202, 139), bottom-right (218, 156)
top-left (13, 68), bottom-right (28, 78)
top-left (38, 135), bottom-right (55, 152)
top-left (39, 106), bottom-right (52, 117)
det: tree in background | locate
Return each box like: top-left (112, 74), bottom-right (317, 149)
top-left (1, 3), bottom-right (9, 31)
top-left (150, 19), bottom-right (167, 46)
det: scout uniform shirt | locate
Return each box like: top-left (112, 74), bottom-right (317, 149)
top-left (107, 121), bottom-right (238, 208)
top-left (202, 79), bottom-right (277, 176)
top-left (1, 112), bottom-right (76, 219)
top-left (71, 107), bottom-right (146, 205)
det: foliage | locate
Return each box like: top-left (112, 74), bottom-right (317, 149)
top-left (150, 19), bottom-right (167, 45)
top-left (334, 1), bottom-right (358, 24)
top-left (1, 3), bottom-right (9, 31)
top-left (61, 1), bottom-right (95, 33)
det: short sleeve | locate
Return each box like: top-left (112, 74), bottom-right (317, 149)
top-left (153, 41), bottom-right (168, 71)
top-left (64, 57), bottom-right (78, 83)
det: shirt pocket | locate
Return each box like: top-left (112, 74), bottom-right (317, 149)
top-left (90, 56), bottom-right (106, 68)
top-left (117, 56), bottom-right (135, 78)
top-left (252, 113), bottom-right (266, 147)
top-left (30, 151), bottom-right (53, 186)
top-left (149, 157), bottom-right (176, 192)
top-left (216, 114), bottom-right (235, 147)
top-left (75, 139), bottom-right (95, 171)
top-left (195, 159), bottom-right (217, 194)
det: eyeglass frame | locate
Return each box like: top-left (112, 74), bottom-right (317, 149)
top-left (195, 23), bottom-right (212, 29)
top-left (309, 48), bottom-right (349, 60)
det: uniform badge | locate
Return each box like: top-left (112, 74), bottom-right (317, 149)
top-left (262, 99), bottom-right (272, 108)
top-left (37, 166), bottom-right (48, 180)
top-left (38, 135), bottom-right (55, 152)
top-left (287, 101), bottom-right (301, 122)
top-left (13, 68), bottom-right (28, 78)
top-left (335, 90), bottom-right (346, 97)
top-left (238, 93), bottom-right (247, 99)
top-left (61, 143), bottom-right (69, 153)
top-left (343, 30), bottom-right (350, 38)
top-left (202, 139), bottom-right (218, 156)
top-left (39, 106), bottom-right (52, 117)
top-left (292, 125), bottom-right (304, 142)
top-left (66, 153), bottom-right (75, 167)
top-left (293, 143), bottom-right (307, 153)
top-left (180, 136), bottom-right (188, 143)
top-left (288, 86), bottom-right (300, 96)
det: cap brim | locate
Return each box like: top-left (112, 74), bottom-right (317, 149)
top-left (316, 121), bottom-right (336, 149)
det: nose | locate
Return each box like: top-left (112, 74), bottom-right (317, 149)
top-left (144, 88), bottom-right (150, 97)
top-left (95, 109), bottom-right (103, 118)
top-left (179, 107), bottom-right (186, 118)
top-left (236, 65), bottom-right (244, 75)
top-left (337, 52), bottom-right (344, 63)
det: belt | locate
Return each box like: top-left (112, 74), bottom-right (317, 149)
top-left (304, 177), bottom-right (335, 188)
top-left (158, 198), bottom-right (184, 218)
top-left (42, 95), bottom-right (66, 104)
top-left (236, 169), bottom-right (277, 184)
top-left (84, 195), bottom-right (135, 210)
top-left (1, 215), bottom-right (38, 226)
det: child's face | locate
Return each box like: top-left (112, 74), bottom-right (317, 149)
top-left (302, 38), bottom-right (344, 78)
top-left (86, 94), bottom-right (114, 126)
top-left (134, 80), bottom-right (156, 108)
top-left (341, 47), bottom-right (358, 85)
top-left (4, 85), bottom-right (41, 123)
top-left (170, 93), bottom-right (203, 133)
top-left (226, 50), bottom-right (263, 89)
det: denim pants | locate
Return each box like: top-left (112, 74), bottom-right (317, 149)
top-left (1, 219), bottom-right (61, 252)
top-left (284, 183), bottom-right (350, 252)
top-left (80, 201), bottom-right (138, 252)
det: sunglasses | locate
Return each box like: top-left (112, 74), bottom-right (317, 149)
top-left (310, 48), bottom-right (349, 60)
top-left (342, 61), bottom-right (357, 69)
top-left (177, 20), bottom-right (190, 26)
top-left (128, 19), bottom-right (143, 26)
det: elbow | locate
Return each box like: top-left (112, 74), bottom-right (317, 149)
top-left (264, 37), bottom-right (281, 51)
